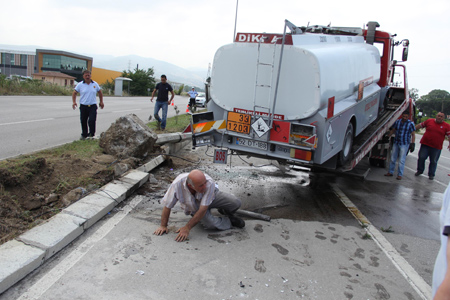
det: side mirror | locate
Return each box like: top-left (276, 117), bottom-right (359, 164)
top-left (402, 39), bottom-right (409, 61)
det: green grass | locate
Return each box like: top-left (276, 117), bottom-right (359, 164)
top-left (39, 139), bottom-right (103, 158)
top-left (0, 112), bottom-right (192, 172)
top-left (147, 109), bottom-right (201, 133)
top-left (0, 139), bottom-right (103, 183)
top-left (0, 75), bottom-right (73, 96)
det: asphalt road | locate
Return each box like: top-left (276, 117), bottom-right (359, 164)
top-left (1, 139), bottom-right (447, 299)
top-left (0, 95), bottom-right (189, 160)
top-left (1, 97), bottom-right (448, 298)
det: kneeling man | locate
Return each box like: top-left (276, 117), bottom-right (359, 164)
top-left (154, 169), bottom-right (245, 242)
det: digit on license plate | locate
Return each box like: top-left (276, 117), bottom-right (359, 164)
top-left (236, 138), bottom-right (268, 150)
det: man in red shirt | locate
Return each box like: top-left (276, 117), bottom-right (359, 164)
top-left (415, 112), bottom-right (450, 180)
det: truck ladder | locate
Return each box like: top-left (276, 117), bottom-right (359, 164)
top-left (252, 35), bottom-right (277, 139)
top-left (269, 19), bottom-right (289, 130)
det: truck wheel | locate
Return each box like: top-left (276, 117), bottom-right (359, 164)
top-left (338, 122), bottom-right (354, 166)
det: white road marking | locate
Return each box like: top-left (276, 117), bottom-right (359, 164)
top-left (15, 196), bottom-right (144, 300)
top-left (0, 118), bottom-right (54, 126)
top-left (111, 109), bottom-right (142, 113)
top-left (331, 184), bottom-right (432, 300)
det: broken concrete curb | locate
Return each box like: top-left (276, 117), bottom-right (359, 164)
top-left (0, 134), bottom-right (192, 294)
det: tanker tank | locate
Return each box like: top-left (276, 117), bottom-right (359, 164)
top-left (210, 34), bottom-right (381, 120)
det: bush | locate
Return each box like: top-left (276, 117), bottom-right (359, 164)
top-left (0, 76), bottom-right (73, 96)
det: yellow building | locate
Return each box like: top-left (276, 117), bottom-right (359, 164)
top-left (92, 67), bottom-right (122, 85)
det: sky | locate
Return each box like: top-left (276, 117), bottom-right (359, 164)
top-left (1, 0), bottom-right (449, 97)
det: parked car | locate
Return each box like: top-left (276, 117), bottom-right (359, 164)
top-left (195, 92), bottom-right (206, 107)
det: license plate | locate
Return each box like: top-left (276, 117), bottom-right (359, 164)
top-left (236, 138), bottom-right (268, 150)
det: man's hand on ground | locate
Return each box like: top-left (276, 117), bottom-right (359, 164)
top-left (154, 226), bottom-right (168, 236)
top-left (175, 226), bottom-right (190, 242)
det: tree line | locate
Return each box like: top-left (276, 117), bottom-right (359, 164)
top-left (413, 89), bottom-right (450, 119)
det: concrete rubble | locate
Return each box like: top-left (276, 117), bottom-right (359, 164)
top-left (99, 114), bottom-right (158, 159)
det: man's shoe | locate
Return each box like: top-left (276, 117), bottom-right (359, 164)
top-left (429, 176), bottom-right (435, 180)
top-left (229, 215), bottom-right (245, 228)
top-left (415, 171), bottom-right (422, 176)
top-left (384, 173), bottom-right (393, 177)
top-left (80, 135), bottom-right (86, 140)
top-left (156, 120), bottom-right (161, 130)
top-left (396, 176), bottom-right (402, 180)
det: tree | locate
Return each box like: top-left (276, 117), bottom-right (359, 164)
top-left (416, 89), bottom-right (450, 118)
top-left (409, 88), bottom-right (419, 101)
top-left (121, 67), bottom-right (156, 96)
top-left (174, 84), bottom-right (185, 95)
top-left (101, 79), bottom-right (115, 96)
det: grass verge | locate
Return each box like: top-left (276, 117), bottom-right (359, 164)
top-left (0, 112), bottom-right (193, 245)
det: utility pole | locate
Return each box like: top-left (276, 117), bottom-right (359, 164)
top-left (233, 0), bottom-right (239, 42)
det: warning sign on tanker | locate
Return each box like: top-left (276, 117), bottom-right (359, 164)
top-left (227, 112), bottom-right (251, 134)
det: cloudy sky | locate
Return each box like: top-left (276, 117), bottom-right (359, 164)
top-left (2, 0), bottom-right (449, 96)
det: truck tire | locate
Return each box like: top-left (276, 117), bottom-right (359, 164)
top-left (338, 122), bottom-right (354, 166)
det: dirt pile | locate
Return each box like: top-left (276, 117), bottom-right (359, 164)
top-left (0, 153), bottom-right (120, 245)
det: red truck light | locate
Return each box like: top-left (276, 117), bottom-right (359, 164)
top-left (290, 149), bottom-right (312, 161)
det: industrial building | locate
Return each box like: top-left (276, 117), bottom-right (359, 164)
top-left (0, 48), bottom-right (121, 87)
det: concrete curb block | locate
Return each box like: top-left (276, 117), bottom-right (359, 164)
top-left (63, 193), bottom-right (117, 230)
top-left (0, 153), bottom-right (167, 295)
top-left (17, 214), bottom-right (86, 261)
top-left (137, 155), bottom-right (165, 173)
top-left (0, 240), bottom-right (46, 294)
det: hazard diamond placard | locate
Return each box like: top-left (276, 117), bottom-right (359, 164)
top-left (252, 117), bottom-right (270, 137)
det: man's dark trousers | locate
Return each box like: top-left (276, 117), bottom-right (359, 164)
top-left (80, 104), bottom-right (98, 138)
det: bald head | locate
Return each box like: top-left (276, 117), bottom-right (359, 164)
top-left (436, 112), bottom-right (445, 124)
top-left (187, 170), bottom-right (207, 193)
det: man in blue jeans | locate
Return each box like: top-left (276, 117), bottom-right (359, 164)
top-left (150, 75), bottom-right (175, 130)
top-left (415, 112), bottom-right (450, 180)
top-left (385, 111), bottom-right (416, 180)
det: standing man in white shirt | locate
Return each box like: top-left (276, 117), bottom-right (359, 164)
top-left (187, 87), bottom-right (198, 113)
top-left (72, 70), bottom-right (104, 140)
top-left (154, 169), bottom-right (245, 242)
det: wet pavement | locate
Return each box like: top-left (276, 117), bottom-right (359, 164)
top-left (2, 141), bottom-right (445, 299)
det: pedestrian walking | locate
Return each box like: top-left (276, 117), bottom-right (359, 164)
top-left (72, 70), bottom-right (104, 140)
top-left (384, 111), bottom-right (415, 180)
top-left (150, 75), bottom-right (175, 130)
top-left (415, 112), bottom-right (450, 180)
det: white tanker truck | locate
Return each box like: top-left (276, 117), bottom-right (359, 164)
top-left (190, 21), bottom-right (413, 171)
